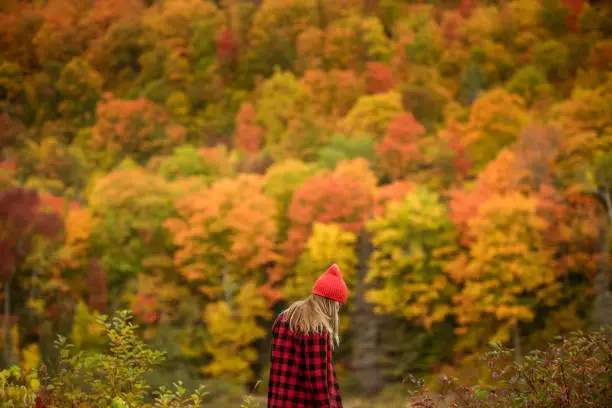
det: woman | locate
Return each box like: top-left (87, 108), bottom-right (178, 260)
top-left (268, 264), bottom-right (348, 408)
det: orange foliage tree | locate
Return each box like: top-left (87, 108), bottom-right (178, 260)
top-left (89, 95), bottom-right (186, 169)
top-left (234, 103), bottom-right (265, 155)
top-left (366, 62), bottom-right (395, 94)
top-left (448, 192), bottom-right (560, 355)
top-left (165, 175), bottom-right (277, 380)
top-left (165, 175), bottom-right (278, 300)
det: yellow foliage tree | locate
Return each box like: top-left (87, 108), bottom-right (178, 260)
top-left (324, 14), bottom-right (393, 70)
top-left (464, 89), bottom-right (529, 171)
top-left (202, 281), bottom-right (270, 383)
top-left (284, 223), bottom-right (357, 301)
top-left (60, 206), bottom-right (94, 270)
top-left (342, 91), bottom-right (403, 139)
top-left (263, 159), bottom-right (316, 240)
top-left (71, 301), bottom-right (106, 351)
top-left (448, 192), bottom-right (559, 354)
top-left (553, 83), bottom-right (612, 173)
top-left (367, 186), bottom-right (457, 329)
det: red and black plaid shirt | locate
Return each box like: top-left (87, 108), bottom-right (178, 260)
top-left (268, 314), bottom-right (343, 408)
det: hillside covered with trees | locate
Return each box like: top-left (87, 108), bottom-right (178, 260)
top-left (0, 0), bottom-right (611, 404)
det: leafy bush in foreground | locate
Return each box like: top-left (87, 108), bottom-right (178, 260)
top-left (409, 329), bottom-right (612, 408)
top-left (2, 310), bottom-right (609, 408)
top-left (0, 311), bottom-right (258, 408)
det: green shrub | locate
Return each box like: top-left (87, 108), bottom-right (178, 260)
top-left (0, 311), bottom-right (260, 408)
top-left (532, 40), bottom-right (570, 81)
top-left (506, 65), bottom-right (550, 105)
top-left (408, 329), bottom-right (612, 407)
top-left (0, 366), bottom-right (39, 407)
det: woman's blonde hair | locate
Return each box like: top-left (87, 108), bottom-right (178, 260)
top-left (283, 294), bottom-right (340, 347)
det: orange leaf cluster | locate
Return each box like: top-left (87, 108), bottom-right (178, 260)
top-left (166, 175), bottom-right (278, 299)
top-left (235, 103), bottom-right (265, 154)
top-left (91, 95), bottom-right (185, 163)
top-left (216, 27), bottom-right (239, 62)
top-left (449, 149), bottom-right (517, 244)
top-left (366, 62), bottom-right (395, 94)
top-left (300, 69), bottom-right (365, 118)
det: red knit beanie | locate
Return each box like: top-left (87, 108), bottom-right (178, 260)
top-left (312, 264), bottom-right (348, 303)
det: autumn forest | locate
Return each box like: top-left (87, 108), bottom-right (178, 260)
top-left (0, 0), bottom-right (611, 406)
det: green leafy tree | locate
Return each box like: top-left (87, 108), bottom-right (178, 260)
top-left (87, 19), bottom-right (150, 85)
top-left (532, 40), bottom-right (570, 81)
top-left (245, 0), bottom-right (319, 78)
top-left (143, 0), bottom-right (223, 60)
top-left (56, 57), bottom-right (103, 127)
top-left (342, 91), bottom-right (403, 139)
top-left (16, 137), bottom-right (89, 198)
top-left (506, 65), bottom-right (551, 105)
top-left (324, 14), bottom-right (393, 70)
top-left (89, 168), bottom-right (177, 294)
top-left (254, 69), bottom-right (302, 158)
top-left (158, 145), bottom-right (221, 183)
top-left (397, 8), bottom-right (441, 66)
top-left (263, 159), bottom-right (316, 241)
top-left (0, 60), bottom-right (24, 110)
top-left (316, 134), bottom-right (375, 170)
top-left (367, 187), bottom-right (457, 329)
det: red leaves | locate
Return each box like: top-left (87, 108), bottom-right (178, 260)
top-left (36, 396), bottom-right (47, 408)
top-left (40, 194), bottom-right (79, 215)
top-left (562, 0), bottom-right (586, 32)
top-left (0, 188), bottom-right (63, 280)
top-left (284, 171), bottom-right (373, 266)
top-left (441, 122), bottom-right (472, 180)
top-left (235, 103), bottom-right (265, 154)
top-left (366, 62), bottom-right (395, 94)
top-left (377, 112), bottom-right (426, 180)
top-left (457, 0), bottom-right (476, 18)
top-left (216, 27), bottom-right (239, 63)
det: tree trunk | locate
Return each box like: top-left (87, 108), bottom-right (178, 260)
top-left (351, 227), bottom-right (382, 395)
top-left (592, 220), bottom-right (612, 332)
top-left (2, 275), bottom-right (16, 367)
top-left (513, 324), bottom-right (522, 363)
